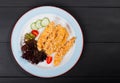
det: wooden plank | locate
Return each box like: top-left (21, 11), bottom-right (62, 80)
top-left (0, 77), bottom-right (119, 83)
top-left (54, 0), bottom-right (120, 7)
top-left (0, 7), bottom-right (31, 43)
top-left (0, 0), bottom-right (120, 7)
top-left (0, 7), bottom-right (120, 42)
top-left (67, 8), bottom-right (120, 43)
top-left (0, 43), bottom-right (31, 76)
top-left (1, 43), bottom-right (120, 77)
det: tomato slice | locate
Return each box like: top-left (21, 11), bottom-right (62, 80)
top-left (46, 56), bottom-right (52, 64)
top-left (31, 30), bottom-right (39, 37)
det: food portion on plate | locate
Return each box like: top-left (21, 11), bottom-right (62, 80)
top-left (21, 17), bottom-right (76, 66)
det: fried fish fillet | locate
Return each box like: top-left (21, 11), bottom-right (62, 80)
top-left (37, 22), bottom-right (69, 55)
top-left (37, 21), bottom-right (76, 66)
top-left (43, 26), bottom-right (58, 55)
top-left (54, 37), bottom-right (76, 66)
top-left (37, 22), bottom-right (55, 50)
top-left (53, 25), bottom-right (69, 52)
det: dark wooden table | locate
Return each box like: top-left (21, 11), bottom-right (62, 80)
top-left (0, 0), bottom-right (120, 82)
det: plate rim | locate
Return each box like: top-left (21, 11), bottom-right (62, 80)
top-left (10, 6), bottom-right (84, 78)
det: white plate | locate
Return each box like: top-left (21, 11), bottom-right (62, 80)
top-left (11, 6), bottom-right (84, 78)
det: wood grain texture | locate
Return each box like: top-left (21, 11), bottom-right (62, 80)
top-left (0, 77), bottom-right (119, 83)
top-left (0, 78), bottom-right (83, 83)
top-left (0, 0), bottom-right (120, 7)
top-left (1, 43), bottom-right (120, 77)
top-left (0, 7), bottom-right (120, 42)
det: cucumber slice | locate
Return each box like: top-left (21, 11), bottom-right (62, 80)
top-left (35, 20), bottom-right (42, 29)
top-left (41, 17), bottom-right (50, 27)
top-left (31, 22), bottom-right (38, 30)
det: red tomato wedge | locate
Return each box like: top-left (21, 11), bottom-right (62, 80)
top-left (31, 30), bottom-right (39, 36)
top-left (46, 56), bottom-right (52, 64)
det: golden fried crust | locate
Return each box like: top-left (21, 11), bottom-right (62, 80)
top-left (53, 25), bottom-right (69, 52)
top-left (54, 37), bottom-right (76, 66)
top-left (37, 22), bottom-right (69, 55)
top-left (37, 22), bottom-right (55, 50)
top-left (43, 26), bottom-right (57, 55)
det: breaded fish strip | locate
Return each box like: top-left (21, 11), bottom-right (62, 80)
top-left (44, 25), bottom-right (69, 55)
top-left (43, 26), bottom-right (58, 55)
top-left (53, 25), bottom-right (69, 51)
top-left (55, 28), bottom-right (69, 52)
top-left (54, 37), bottom-right (76, 66)
top-left (37, 22), bottom-right (55, 50)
